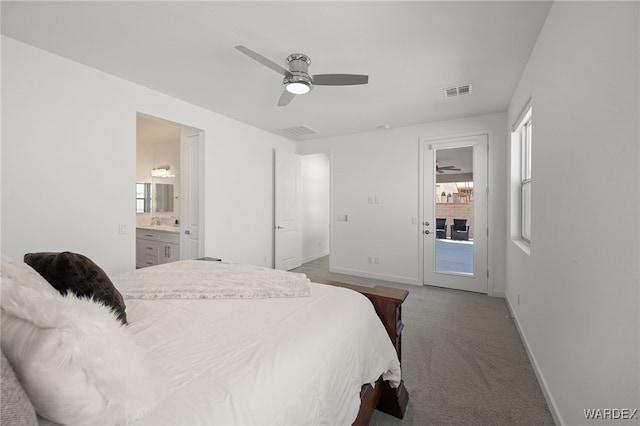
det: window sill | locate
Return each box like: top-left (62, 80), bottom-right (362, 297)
top-left (512, 238), bottom-right (531, 256)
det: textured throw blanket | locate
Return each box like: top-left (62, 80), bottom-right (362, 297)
top-left (114, 260), bottom-right (311, 300)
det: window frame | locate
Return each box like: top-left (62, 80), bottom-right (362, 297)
top-left (517, 108), bottom-right (532, 243)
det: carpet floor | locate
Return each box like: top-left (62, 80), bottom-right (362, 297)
top-left (292, 256), bottom-right (554, 426)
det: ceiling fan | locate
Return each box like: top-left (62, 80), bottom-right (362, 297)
top-left (436, 164), bottom-right (462, 174)
top-left (235, 45), bottom-right (369, 106)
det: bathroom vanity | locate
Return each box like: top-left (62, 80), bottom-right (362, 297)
top-left (136, 227), bottom-right (180, 268)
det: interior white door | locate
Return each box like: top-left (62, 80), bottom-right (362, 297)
top-left (274, 150), bottom-right (302, 270)
top-left (422, 135), bottom-right (488, 293)
top-left (180, 130), bottom-right (203, 260)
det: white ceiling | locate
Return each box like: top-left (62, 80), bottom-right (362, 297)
top-left (1, 1), bottom-right (551, 142)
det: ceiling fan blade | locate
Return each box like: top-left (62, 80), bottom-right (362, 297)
top-left (235, 45), bottom-right (292, 78)
top-left (312, 74), bottom-right (369, 86)
top-left (278, 90), bottom-right (295, 107)
top-left (437, 165), bottom-right (462, 172)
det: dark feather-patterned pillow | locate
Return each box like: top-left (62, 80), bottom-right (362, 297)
top-left (23, 251), bottom-right (127, 325)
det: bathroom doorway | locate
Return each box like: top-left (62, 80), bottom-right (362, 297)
top-left (135, 113), bottom-right (203, 266)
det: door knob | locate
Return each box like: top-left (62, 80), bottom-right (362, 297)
top-left (185, 230), bottom-right (191, 235)
top-left (424, 230), bottom-right (430, 234)
top-left (276, 226), bottom-right (284, 229)
top-left (424, 221), bottom-right (430, 226)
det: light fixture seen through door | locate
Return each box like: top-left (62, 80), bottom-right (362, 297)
top-left (151, 165), bottom-right (175, 178)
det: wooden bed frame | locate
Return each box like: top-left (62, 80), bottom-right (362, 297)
top-left (314, 279), bottom-right (409, 425)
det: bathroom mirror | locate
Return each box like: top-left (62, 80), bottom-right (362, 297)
top-left (155, 183), bottom-right (174, 212)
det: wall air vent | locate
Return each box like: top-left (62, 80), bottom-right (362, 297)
top-left (280, 124), bottom-right (319, 138)
top-left (443, 84), bottom-right (472, 98)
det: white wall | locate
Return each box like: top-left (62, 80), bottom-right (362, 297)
top-left (300, 153), bottom-right (330, 263)
top-left (298, 112), bottom-right (508, 294)
top-left (505, 2), bottom-right (640, 424)
top-left (1, 37), bottom-right (295, 275)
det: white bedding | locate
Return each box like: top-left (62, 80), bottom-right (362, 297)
top-left (117, 260), bottom-right (311, 299)
top-left (113, 263), bottom-right (401, 426)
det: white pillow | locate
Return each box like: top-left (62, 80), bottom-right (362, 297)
top-left (1, 259), bottom-right (60, 296)
top-left (0, 262), bottom-right (155, 426)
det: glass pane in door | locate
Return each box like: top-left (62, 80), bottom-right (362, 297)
top-left (434, 147), bottom-right (474, 275)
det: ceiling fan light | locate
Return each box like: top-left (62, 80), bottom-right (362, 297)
top-left (286, 82), bottom-right (310, 95)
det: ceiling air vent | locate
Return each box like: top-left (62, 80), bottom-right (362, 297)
top-left (280, 124), bottom-right (319, 138)
top-left (443, 84), bottom-right (472, 99)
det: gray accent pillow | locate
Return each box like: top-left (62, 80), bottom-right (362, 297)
top-left (1, 350), bottom-right (37, 426)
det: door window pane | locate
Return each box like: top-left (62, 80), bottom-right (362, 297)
top-left (434, 147), bottom-right (474, 275)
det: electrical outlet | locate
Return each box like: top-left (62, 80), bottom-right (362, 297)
top-left (367, 256), bottom-right (373, 264)
top-left (374, 257), bottom-right (380, 264)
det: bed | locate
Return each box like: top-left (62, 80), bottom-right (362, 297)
top-left (1, 256), bottom-right (408, 426)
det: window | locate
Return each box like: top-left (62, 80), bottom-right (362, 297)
top-left (518, 108), bottom-right (532, 242)
top-left (136, 182), bottom-right (151, 213)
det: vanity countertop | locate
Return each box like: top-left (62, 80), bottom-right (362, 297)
top-left (137, 225), bottom-right (180, 233)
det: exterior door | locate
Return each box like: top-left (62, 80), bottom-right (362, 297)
top-left (274, 150), bottom-right (302, 270)
top-left (180, 130), bottom-right (203, 260)
top-left (421, 134), bottom-right (488, 293)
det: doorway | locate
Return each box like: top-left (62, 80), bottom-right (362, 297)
top-left (135, 114), bottom-right (204, 264)
top-left (300, 152), bottom-right (331, 264)
top-left (274, 150), bottom-right (331, 271)
top-left (421, 134), bottom-right (488, 293)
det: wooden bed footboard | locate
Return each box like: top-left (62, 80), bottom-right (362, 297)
top-left (313, 279), bottom-right (409, 421)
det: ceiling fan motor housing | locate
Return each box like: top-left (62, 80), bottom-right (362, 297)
top-left (234, 45), bottom-right (369, 105)
top-left (284, 53), bottom-right (313, 91)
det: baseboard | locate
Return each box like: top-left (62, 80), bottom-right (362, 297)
top-left (302, 250), bottom-right (330, 264)
top-left (329, 266), bottom-right (420, 286)
top-left (505, 297), bottom-right (563, 426)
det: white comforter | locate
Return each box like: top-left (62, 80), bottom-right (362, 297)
top-left (115, 266), bottom-right (401, 426)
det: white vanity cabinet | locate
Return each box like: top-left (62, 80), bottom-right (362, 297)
top-left (136, 228), bottom-right (180, 268)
